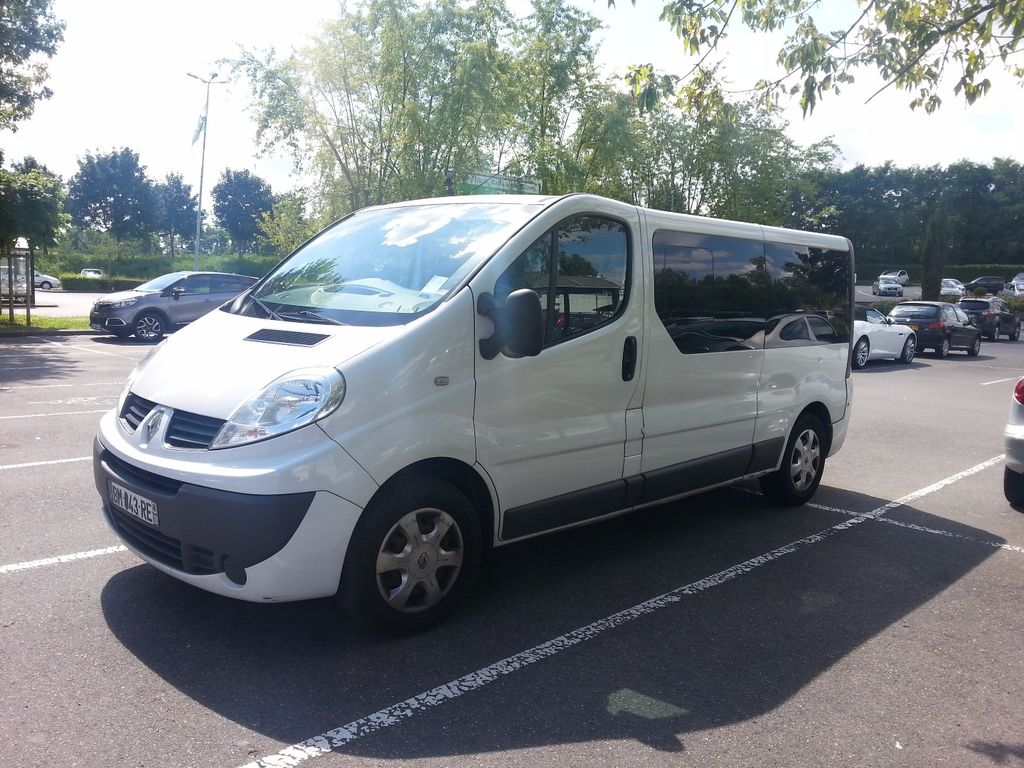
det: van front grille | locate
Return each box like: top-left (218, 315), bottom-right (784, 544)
top-left (119, 392), bottom-right (225, 450)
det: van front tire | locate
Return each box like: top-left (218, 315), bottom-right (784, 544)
top-left (760, 414), bottom-right (826, 506)
top-left (339, 477), bottom-right (481, 633)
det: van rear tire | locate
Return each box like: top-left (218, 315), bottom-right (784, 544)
top-left (760, 414), bottom-right (826, 506)
top-left (338, 477), bottom-right (481, 633)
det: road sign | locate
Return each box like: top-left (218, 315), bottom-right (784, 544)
top-left (459, 172), bottom-right (542, 195)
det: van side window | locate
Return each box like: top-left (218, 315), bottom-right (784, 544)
top-left (807, 315), bottom-right (840, 343)
top-left (495, 216), bottom-right (629, 346)
top-left (652, 230), bottom-right (766, 354)
top-left (764, 243), bottom-right (852, 344)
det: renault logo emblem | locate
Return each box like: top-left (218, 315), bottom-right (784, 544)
top-left (417, 552), bottom-right (429, 569)
top-left (142, 407), bottom-right (167, 446)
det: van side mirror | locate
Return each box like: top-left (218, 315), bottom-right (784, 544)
top-left (477, 289), bottom-right (544, 360)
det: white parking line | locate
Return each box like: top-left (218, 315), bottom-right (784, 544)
top-left (0, 409), bottom-right (108, 421)
top-left (0, 381), bottom-right (125, 391)
top-left (237, 455), bottom-right (1006, 768)
top-left (0, 545), bottom-right (126, 575)
top-left (37, 337), bottom-right (133, 358)
top-left (981, 377), bottom-right (1018, 386)
top-left (0, 456), bottom-right (91, 471)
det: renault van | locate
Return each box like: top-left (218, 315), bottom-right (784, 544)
top-left (93, 194), bottom-right (854, 632)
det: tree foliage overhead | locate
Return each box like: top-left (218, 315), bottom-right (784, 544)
top-left (66, 148), bottom-right (157, 242)
top-left (211, 169), bottom-right (273, 253)
top-left (0, 0), bottom-right (65, 131)
top-left (623, 0), bottom-right (1024, 114)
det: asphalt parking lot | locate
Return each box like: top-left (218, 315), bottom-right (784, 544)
top-left (2, 331), bottom-right (1023, 768)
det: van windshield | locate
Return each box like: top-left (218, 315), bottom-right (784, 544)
top-left (240, 202), bottom-right (537, 326)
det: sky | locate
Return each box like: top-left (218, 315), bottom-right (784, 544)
top-left (3, 0), bottom-right (1022, 202)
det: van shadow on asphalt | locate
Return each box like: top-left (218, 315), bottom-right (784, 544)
top-left (101, 485), bottom-right (1002, 760)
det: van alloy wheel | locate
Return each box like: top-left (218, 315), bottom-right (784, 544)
top-left (759, 414), bottom-right (826, 505)
top-left (339, 477), bottom-right (481, 633)
top-left (375, 508), bottom-right (464, 613)
top-left (788, 428), bottom-right (821, 493)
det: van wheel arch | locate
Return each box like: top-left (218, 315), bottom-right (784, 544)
top-left (366, 458), bottom-right (496, 551)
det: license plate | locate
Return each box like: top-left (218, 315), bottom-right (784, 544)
top-left (109, 480), bottom-right (159, 527)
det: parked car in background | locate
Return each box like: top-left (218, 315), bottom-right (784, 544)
top-left (90, 271), bottom-right (258, 341)
top-left (940, 278), bottom-right (965, 297)
top-left (852, 307), bottom-right (917, 368)
top-left (962, 275), bottom-right (1005, 295)
top-left (33, 271), bottom-right (61, 290)
top-left (872, 276), bottom-right (904, 296)
top-left (957, 296), bottom-right (1021, 340)
top-left (888, 301), bottom-right (982, 357)
top-left (80, 268), bottom-right (104, 278)
top-left (878, 269), bottom-right (909, 286)
top-left (1001, 282), bottom-right (1024, 298)
top-left (1, 272), bottom-right (28, 301)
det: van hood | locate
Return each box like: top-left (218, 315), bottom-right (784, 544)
top-left (127, 308), bottom-right (401, 419)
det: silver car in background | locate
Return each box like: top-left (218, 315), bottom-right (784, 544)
top-left (90, 271), bottom-right (257, 341)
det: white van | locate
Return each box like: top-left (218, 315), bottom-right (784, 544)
top-left (93, 194), bottom-right (854, 631)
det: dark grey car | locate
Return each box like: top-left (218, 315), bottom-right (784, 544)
top-left (90, 271), bottom-right (258, 341)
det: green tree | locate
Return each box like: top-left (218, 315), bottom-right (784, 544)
top-left (0, 166), bottom-right (68, 260)
top-left (258, 191), bottom-right (320, 256)
top-left (624, 0), bottom-right (1024, 114)
top-left (154, 173), bottom-right (196, 255)
top-left (234, 0), bottom-right (515, 215)
top-left (211, 169), bottom-right (273, 253)
top-left (0, 0), bottom-right (65, 131)
top-left (66, 148), bottom-right (157, 241)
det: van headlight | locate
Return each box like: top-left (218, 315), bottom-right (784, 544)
top-left (211, 367), bottom-right (346, 449)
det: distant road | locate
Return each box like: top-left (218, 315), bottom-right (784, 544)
top-left (27, 291), bottom-right (103, 317)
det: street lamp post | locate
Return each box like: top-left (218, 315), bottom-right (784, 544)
top-left (188, 71), bottom-right (219, 271)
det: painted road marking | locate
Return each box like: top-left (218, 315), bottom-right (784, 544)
top-left (0, 409), bottom-right (109, 421)
top-left (0, 456), bottom-right (91, 471)
top-left (0, 545), bottom-right (127, 575)
top-left (0, 381), bottom-right (125, 391)
top-left (981, 377), bottom-right (1018, 386)
top-left (237, 455), bottom-right (1007, 768)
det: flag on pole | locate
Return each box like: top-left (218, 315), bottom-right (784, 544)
top-left (192, 107), bottom-right (207, 145)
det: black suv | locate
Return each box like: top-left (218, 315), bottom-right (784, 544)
top-left (962, 276), bottom-right (1006, 295)
top-left (957, 296), bottom-right (1021, 341)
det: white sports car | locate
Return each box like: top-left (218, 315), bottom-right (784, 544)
top-left (852, 306), bottom-right (917, 368)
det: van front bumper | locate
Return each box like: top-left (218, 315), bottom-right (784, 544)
top-left (93, 405), bottom-right (377, 601)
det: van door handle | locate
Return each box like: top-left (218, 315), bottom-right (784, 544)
top-left (622, 336), bottom-right (637, 381)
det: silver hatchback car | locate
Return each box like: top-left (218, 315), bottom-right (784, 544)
top-left (90, 271), bottom-right (257, 341)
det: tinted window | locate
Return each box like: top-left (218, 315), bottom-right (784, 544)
top-left (652, 231), bottom-right (766, 354)
top-left (954, 306), bottom-right (971, 323)
top-left (807, 316), bottom-right (840, 343)
top-left (890, 304), bottom-right (939, 320)
top-left (496, 215), bottom-right (629, 346)
top-left (959, 300), bottom-right (989, 311)
top-left (779, 318), bottom-right (811, 341)
top-left (764, 243), bottom-right (851, 344)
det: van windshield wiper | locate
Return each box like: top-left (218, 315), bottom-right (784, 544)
top-left (276, 309), bottom-right (347, 326)
top-left (245, 294), bottom-right (283, 321)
